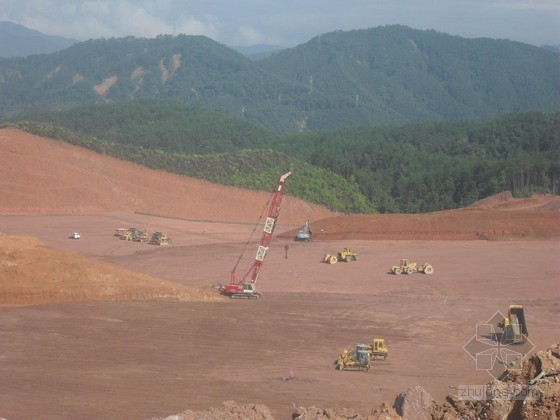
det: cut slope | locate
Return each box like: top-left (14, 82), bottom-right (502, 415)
top-left (293, 201), bottom-right (560, 241)
top-left (0, 128), bottom-right (334, 223)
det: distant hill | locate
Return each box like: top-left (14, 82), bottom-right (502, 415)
top-left (231, 44), bottom-right (285, 60)
top-left (260, 26), bottom-right (560, 130)
top-left (542, 44), bottom-right (560, 54)
top-left (0, 21), bottom-right (77, 58)
top-left (0, 26), bottom-right (558, 133)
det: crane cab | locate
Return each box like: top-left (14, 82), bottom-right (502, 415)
top-left (221, 283), bottom-right (262, 299)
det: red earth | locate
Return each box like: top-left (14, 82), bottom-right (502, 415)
top-left (0, 128), bottom-right (559, 419)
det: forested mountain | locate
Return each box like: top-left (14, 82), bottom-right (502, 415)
top-left (25, 100), bottom-right (278, 154)
top-left (261, 26), bottom-right (560, 130)
top-left (1, 26), bottom-right (558, 134)
top-left (10, 100), bottom-right (559, 214)
top-left (0, 21), bottom-right (77, 58)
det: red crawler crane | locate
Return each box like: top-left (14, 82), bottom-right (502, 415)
top-left (219, 172), bottom-right (292, 299)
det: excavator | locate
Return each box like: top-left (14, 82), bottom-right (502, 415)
top-left (295, 220), bottom-right (312, 241)
top-left (218, 172), bottom-right (292, 299)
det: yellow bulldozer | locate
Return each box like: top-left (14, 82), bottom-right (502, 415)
top-left (323, 247), bottom-right (358, 264)
top-left (120, 227), bottom-right (150, 242)
top-left (149, 232), bottom-right (172, 245)
top-left (336, 344), bottom-right (370, 372)
top-left (368, 338), bottom-right (389, 360)
top-left (390, 258), bottom-right (433, 275)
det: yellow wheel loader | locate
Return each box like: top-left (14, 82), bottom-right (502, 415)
top-left (390, 258), bottom-right (433, 275)
top-left (323, 247), bottom-right (358, 264)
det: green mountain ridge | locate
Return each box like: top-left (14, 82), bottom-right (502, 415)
top-left (1, 25), bottom-right (558, 134)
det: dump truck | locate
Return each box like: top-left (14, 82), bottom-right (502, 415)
top-left (390, 258), bottom-right (433, 275)
top-left (499, 304), bottom-right (528, 344)
top-left (368, 338), bottom-right (389, 360)
top-left (323, 247), bottom-right (358, 264)
top-left (336, 344), bottom-right (370, 372)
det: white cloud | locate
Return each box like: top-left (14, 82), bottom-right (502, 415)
top-left (0, 0), bottom-right (557, 46)
top-left (489, 0), bottom-right (560, 11)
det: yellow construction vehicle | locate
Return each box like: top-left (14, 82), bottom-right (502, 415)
top-left (368, 338), bottom-right (388, 360)
top-left (498, 304), bottom-right (528, 344)
top-left (390, 258), bottom-right (433, 275)
top-left (134, 229), bottom-right (150, 242)
top-left (120, 227), bottom-right (150, 242)
top-left (149, 232), bottom-right (172, 245)
top-left (323, 247), bottom-right (358, 264)
top-left (336, 344), bottom-right (370, 372)
top-left (120, 228), bottom-right (136, 241)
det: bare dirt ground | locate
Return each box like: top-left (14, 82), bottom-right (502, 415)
top-left (0, 129), bottom-right (559, 419)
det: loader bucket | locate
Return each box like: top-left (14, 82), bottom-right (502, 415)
top-left (324, 254), bottom-right (338, 264)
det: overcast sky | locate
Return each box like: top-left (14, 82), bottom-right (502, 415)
top-left (1, 0), bottom-right (559, 47)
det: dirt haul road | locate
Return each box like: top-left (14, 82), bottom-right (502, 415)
top-left (0, 129), bottom-right (559, 419)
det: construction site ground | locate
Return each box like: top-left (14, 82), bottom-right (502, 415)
top-left (0, 129), bottom-right (559, 419)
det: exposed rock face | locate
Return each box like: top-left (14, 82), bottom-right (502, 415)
top-left (431, 343), bottom-right (560, 420)
top-left (392, 385), bottom-right (433, 419)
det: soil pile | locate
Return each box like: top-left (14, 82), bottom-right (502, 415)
top-left (0, 232), bottom-right (223, 306)
top-left (154, 401), bottom-right (274, 420)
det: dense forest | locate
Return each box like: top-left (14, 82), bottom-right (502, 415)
top-left (274, 112), bottom-right (560, 213)
top-left (10, 100), bottom-right (559, 214)
top-left (1, 25), bottom-right (558, 134)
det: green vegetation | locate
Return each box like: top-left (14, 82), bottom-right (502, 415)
top-left (1, 26), bottom-right (558, 134)
top-left (6, 99), bottom-right (558, 214)
top-left (25, 100), bottom-right (277, 154)
top-left (273, 112), bottom-right (560, 213)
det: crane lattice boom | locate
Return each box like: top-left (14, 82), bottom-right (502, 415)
top-left (230, 171), bottom-right (292, 286)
